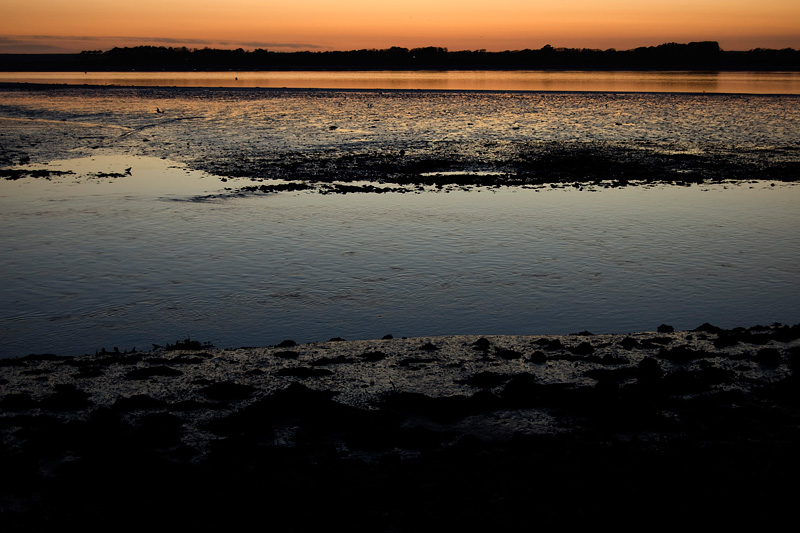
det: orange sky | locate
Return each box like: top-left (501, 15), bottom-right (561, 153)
top-left (2, 0), bottom-right (799, 53)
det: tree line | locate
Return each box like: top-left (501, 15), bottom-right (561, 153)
top-left (2, 42), bottom-right (798, 71)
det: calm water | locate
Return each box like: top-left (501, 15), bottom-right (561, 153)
top-left (1, 75), bottom-right (799, 357)
top-left (1, 156), bottom-right (798, 357)
top-left (2, 70), bottom-right (800, 94)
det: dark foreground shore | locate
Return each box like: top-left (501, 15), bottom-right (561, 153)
top-left (2, 323), bottom-right (800, 530)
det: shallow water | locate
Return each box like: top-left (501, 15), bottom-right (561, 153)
top-left (1, 83), bottom-right (799, 357)
top-left (1, 154), bottom-right (798, 357)
top-left (3, 70), bottom-right (800, 94)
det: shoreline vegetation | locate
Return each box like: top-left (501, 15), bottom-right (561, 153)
top-left (1, 41), bottom-right (799, 72)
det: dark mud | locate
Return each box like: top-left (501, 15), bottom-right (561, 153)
top-left (2, 324), bottom-right (800, 530)
top-left (213, 141), bottom-right (800, 196)
top-left (0, 168), bottom-right (75, 180)
top-left (6, 136), bottom-right (798, 194)
top-left (2, 85), bottom-right (798, 193)
top-left (201, 141), bottom-right (800, 192)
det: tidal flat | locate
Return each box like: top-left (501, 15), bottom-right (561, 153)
top-left (2, 84), bottom-right (799, 355)
top-left (1, 81), bottom-right (799, 529)
top-left (2, 84), bottom-right (799, 190)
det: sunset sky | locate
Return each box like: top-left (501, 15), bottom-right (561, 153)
top-left (2, 0), bottom-right (799, 53)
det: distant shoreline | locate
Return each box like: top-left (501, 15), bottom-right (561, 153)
top-left (2, 41), bottom-right (799, 72)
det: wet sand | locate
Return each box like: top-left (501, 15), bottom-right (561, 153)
top-left (2, 323), bottom-right (799, 530)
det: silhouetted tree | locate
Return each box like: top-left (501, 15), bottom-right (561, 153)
top-left (0, 42), bottom-right (797, 71)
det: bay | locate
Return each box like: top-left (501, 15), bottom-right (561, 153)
top-left (0, 77), bottom-right (798, 357)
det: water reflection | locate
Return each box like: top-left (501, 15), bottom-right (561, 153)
top-left (1, 156), bottom-right (798, 357)
top-left (2, 70), bottom-right (800, 94)
top-left (1, 155), bottom-right (221, 198)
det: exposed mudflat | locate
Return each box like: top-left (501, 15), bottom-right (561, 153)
top-left (2, 86), bottom-right (798, 195)
top-left (2, 84), bottom-right (799, 531)
top-left (2, 324), bottom-right (799, 530)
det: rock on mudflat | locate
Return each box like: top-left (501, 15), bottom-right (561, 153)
top-left (1, 324), bottom-right (799, 530)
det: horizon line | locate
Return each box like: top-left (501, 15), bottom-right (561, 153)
top-left (4, 41), bottom-right (800, 55)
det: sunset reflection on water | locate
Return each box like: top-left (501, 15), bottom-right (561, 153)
top-left (2, 70), bottom-right (800, 94)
